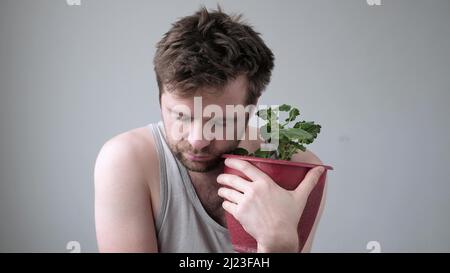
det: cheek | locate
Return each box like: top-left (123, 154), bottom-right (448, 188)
top-left (234, 124), bottom-right (247, 140)
top-left (210, 123), bottom-right (243, 141)
top-left (163, 119), bottom-right (190, 142)
top-left (213, 139), bottom-right (240, 152)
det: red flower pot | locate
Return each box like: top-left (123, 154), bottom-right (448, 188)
top-left (221, 154), bottom-right (333, 253)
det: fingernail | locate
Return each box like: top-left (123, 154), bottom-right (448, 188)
top-left (224, 158), bottom-right (235, 167)
top-left (318, 167), bottom-right (325, 173)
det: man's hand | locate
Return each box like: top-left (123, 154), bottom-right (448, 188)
top-left (217, 158), bottom-right (325, 253)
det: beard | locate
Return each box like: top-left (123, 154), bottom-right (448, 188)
top-left (168, 139), bottom-right (240, 173)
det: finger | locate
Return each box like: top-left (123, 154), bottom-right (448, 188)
top-left (295, 166), bottom-right (325, 197)
top-left (222, 200), bottom-right (238, 218)
top-left (218, 187), bottom-right (244, 204)
top-left (217, 174), bottom-right (252, 193)
top-left (224, 158), bottom-right (271, 182)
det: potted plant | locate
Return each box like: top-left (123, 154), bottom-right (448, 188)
top-left (222, 104), bottom-right (333, 252)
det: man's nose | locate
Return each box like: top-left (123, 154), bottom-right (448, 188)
top-left (187, 121), bottom-right (210, 151)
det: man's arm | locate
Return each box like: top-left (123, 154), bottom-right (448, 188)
top-left (94, 133), bottom-right (158, 252)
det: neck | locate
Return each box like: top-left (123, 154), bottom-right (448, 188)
top-left (187, 161), bottom-right (227, 226)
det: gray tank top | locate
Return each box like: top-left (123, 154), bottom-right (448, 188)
top-left (147, 121), bottom-right (234, 253)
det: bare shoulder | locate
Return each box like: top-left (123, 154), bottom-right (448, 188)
top-left (99, 126), bottom-right (155, 156)
top-left (94, 126), bottom-right (159, 188)
top-left (291, 149), bottom-right (323, 165)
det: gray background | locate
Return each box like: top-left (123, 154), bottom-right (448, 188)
top-left (1, 0), bottom-right (449, 252)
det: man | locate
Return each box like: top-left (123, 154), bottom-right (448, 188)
top-left (94, 6), bottom-right (327, 253)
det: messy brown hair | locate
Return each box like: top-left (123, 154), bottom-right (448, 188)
top-left (153, 5), bottom-right (274, 105)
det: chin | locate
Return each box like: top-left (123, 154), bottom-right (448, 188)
top-left (179, 155), bottom-right (222, 173)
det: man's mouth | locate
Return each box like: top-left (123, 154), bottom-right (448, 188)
top-left (184, 152), bottom-right (214, 161)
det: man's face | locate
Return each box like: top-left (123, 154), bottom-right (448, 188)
top-left (160, 75), bottom-right (251, 172)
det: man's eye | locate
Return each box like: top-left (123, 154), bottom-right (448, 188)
top-left (176, 114), bottom-right (190, 122)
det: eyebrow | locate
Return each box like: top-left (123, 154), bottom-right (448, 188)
top-left (167, 107), bottom-right (242, 121)
top-left (167, 107), bottom-right (190, 116)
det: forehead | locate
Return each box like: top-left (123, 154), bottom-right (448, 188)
top-left (161, 74), bottom-right (249, 109)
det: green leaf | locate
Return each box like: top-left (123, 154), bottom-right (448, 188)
top-left (256, 109), bottom-right (268, 120)
top-left (270, 129), bottom-right (280, 141)
top-left (280, 128), bottom-right (313, 140)
top-left (251, 104), bottom-right (321, 161)
top-left (253, 148), bottom-right (274, 158)
top-left (288, 108), bottom-right (300, 122)
top-left (260, 124), bottom-right (271, 141)
top-left (291, 141), bottom-right (306, 152)
top-left (231, 147), bottom-right (249, 156)
top-left (294, 121), bottom-right (321, 139)
top-left (279, 104), bottom-right (291, 111)
top-left (268, 107), bottom-right (278, 123)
